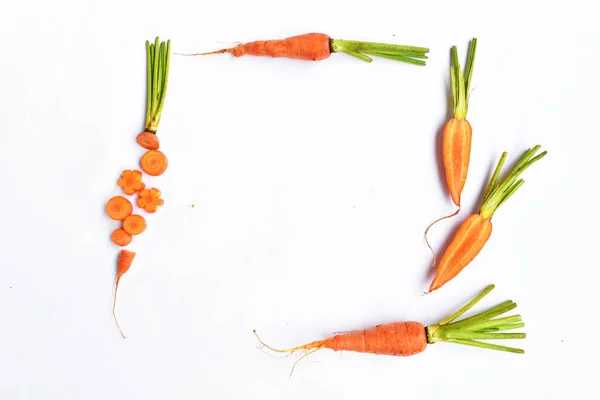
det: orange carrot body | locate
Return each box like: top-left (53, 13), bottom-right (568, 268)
top-left (141, 150), bottom-right (168, 176)
top-left (210, 33), bottom-right (331, 61)
top-left (113, 249), bottom-right (136, 338)
top-left (429, 214), bottom-right (492, 292)
top-left (136, 131), bottom-right (160, 150)
top-left (443, 117), bottom-right (472, 207)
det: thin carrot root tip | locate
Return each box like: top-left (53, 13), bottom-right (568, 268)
top-left (114, 250), bottom-right (136, 339)
top-left (106, 196), bottom-right (133, 220)
top-left (424, 207), bottom-right (461, 267)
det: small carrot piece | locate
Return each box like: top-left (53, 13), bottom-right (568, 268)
top-left (122, 214), bottom-right (147, 235)
top-left (428, 145), bottom-right (547, 293)
top-left (136, 131), bottom-right (160, 150)
top-left (178, 32), bottom-right (430, 66)
top-left (111, 228), bottom-right (133, 246)
top-left (113, 249), bottom-right (136, 338)
top-left (117, 169), bottom-right (146, 195)
top-left (137, 188), bottom-right (164, 213)
top-left (140, 150), bottom-right (168, 176)
top-left (106, 196), bottom-right (133, 221)
top-left (256, 284), bottom-right (525, 377)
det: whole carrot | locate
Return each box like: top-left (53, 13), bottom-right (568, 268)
top-left (428, 145), bottom-right (547, 293)
top-left (178, 32), bottom-right (429, 66)
top-left (424, 39), bottom-right (477, 261)
top-left (255, 284), bottom-right (525, 377)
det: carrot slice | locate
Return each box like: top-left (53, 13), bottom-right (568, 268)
top-left (106, 196), bottom-right (133, 220)
top-left (140, 150), bottom-right (168, 176)
top-left (117, 169), bottom-right (146, 196)
top-left (122, 214), bottom-right (147, 235)
top-left (111, 228), bottom-right (133, 246)
top-left (137, 188), bottom-right (164, 213)
top-left (136, 131), bottom-right (160, 150)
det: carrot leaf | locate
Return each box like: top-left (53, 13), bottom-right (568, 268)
top-left (145, 37), bottom-right (171, 133)
top-left (480, 145), bottom-right (547, 219)
top-left (331, 39), bottom-right (429, 66)
top-left (426, 284), bottom-right (526, 354)
top-left (451, 38), bottom-right (477, 119)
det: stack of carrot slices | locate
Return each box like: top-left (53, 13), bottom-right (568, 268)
top-left (105, 37), bottom-right (171, 338)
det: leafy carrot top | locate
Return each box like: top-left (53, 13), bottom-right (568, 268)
top-left (145, 37), bottom-right (171, 134)
top-left (450, 38), bottom-right (477, 120)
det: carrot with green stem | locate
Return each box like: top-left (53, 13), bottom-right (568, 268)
top-left (425, 38), bottom-right (477, 262)
top-left (255, 284), bottom-right (524, 377)
top-left (177, 32), bottom-right (429, 66)
top-left (428, 145), bottom-right (547, 293)
top-left (137, 38), bottom-right (170, 178)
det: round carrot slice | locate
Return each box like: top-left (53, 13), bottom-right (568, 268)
top-left (136, 131), bottom-right (160, 150)
top-left (106, 196), bottom-right (133, 221)
top-left (111, 228), bottom-right (133, 246)
top-left (140, 150), bottom-right (168, 176)
top-left (122, 214), bottom-right (147, 235)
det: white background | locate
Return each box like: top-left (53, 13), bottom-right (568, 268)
top-left (1, 0), bottom-right (598, 398)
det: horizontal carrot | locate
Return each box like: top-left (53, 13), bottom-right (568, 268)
top-left (255, 284), bottom-right (525, 377)
top-left (106, 196), bottom-right (133, 220)
top-left (178, 32), bottom-right (429, 66)
top-left (428, 145), bottom-right (547, 293)
top-left (113, 249), bottom-right (136, 338)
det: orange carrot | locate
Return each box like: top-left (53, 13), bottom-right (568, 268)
top-left (140, 150), bottom-right (168, 176)
top-left (428, 146), bottom-right (547, 293)
top-left (137, 188), bottom-right (164, 213)
top-left (117, 169), bottom-right (145, 195)
top-left (122, 214), bottom-right (147, 235)
top-left (424, 39), bottom-right (477, 262)
top-left (256, 284), bottom-right (525, 377)
top-left (136, 131), bottom-right (160, 150)
top-left (178, 33), bottom-right (429, 65)
top-left (106, 196), bottom-right (133, 221)
top-left (113, 249), bottom-right (136, 338)
top-left (111, 228), bottom-right (133, 246)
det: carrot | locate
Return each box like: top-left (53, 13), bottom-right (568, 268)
top-left (136, 131), bottom-right (160, 150)
top-left (140, 150), bottom-right (168, 176)
top-left (424, 39), bottom-right (478, 262)
top-left (113, 249), bottom-right (136, 338)
top-left (428, 145), bottom-right (547, 293)
top-left (117, 169), bottom-right (145, 195)
top-left (106, 196), bottom-right (133, 220)
top-left (111, 228), bottom-right (133, 246)
top-left (255, 284), bottom-right (525, 377)
top-left (137, 188), bottom-right (164, 213)
top-left (178, 32), bottom-right (430, 65)
top-left (122, 214), bottom-right (147, 235)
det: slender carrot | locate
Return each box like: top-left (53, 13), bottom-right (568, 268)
top-left (137, 37), bottom-right (170, 148)
top-left (428, 145), bottom-right (547, 293)
top-left (111, 228), bottom-right (133, 246)
top-left (106, 196), bottom-right (133, 220)
top-left (424, 39), bottom-right (477, 261)
top-left (255, 284), bottom-right (524, 377)
top-left (122, 214), bottom-right (147, 235)
top-left (177, 32), bottom-right (430, 66)
top-left (140, 150), bottom-right (168, 176)
top-left (113, 249), bottom-right (136, 338)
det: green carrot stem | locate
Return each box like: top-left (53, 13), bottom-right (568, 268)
top-left (464, 38), bottom-right (477, 95)
top-left (450, 38), bottom-right (477, 119)
top-left (144, 37), bottom-right (171, 133)
top-left (482, 152), bottom-right (507, 203)
top-left (437, 284), bottom-right (495, 325)
top-left (330, 39), bottom-right (429, 66)
top-left (426, 284), bottom-right (525, 354)
top-left (480, 145), bottom-right (547, 219)
top-left (445, 339), bottom-right (525, 354)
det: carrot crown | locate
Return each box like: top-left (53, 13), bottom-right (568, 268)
top-left (145, 37), bottom-right (171, 133)
top-left (450, 38), bottom-right (477, 120)
top-left (330, 39), bottom-right (429, 66)
top-left (479, 145), bottom-right (547, 219)
top-left (426, 284), bottom-right (526, 354)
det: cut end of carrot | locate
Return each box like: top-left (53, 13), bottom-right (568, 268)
top-left (136, 131), bottom-right (160, 150)
top-left (112, 228), bottom-right (133, 246)
top-left (122, 214), bottom-right (147, 235)
top-left (140, 150), bottom-right (168, 176)
top-left (106, 196), bottom-right (133, 221)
